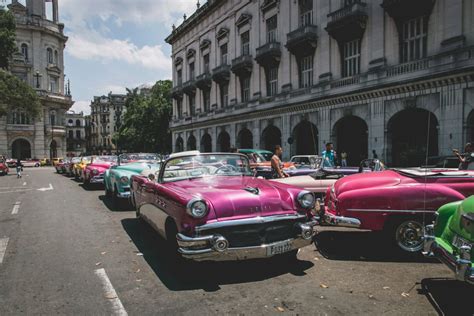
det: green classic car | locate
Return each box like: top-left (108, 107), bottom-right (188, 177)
top-left (104, 153), bottom-right (161, 207)
top-left (424, 196), bottom-right (474, 285)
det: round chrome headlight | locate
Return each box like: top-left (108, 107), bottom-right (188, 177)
top-left (297, 191), bottom-right (316, 209)
top-left (92, 169), bottom-right (99, 175)
top-left (120, 176), bottom-right (129, 184)
top-left (186, 199), bottom-right (208, 218)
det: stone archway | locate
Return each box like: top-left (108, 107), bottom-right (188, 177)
top-left (175, 137), bottom-right (184, 152)
top-left (332, 116), bottom-right (368, 166)
top-left (261, 125), bottom-right (281, 152)
top-left (237, 128), bottom-right (253, 149)
top-left (293, 121), bottom-right (318, 155)
top-left (12, 138), bottom-right (31, 159)
top-left (187, 134), bottom-right (197, 150)
top-left (200, 133), bottom-right (212, 152)
top-left (387, 108), bottom-right (438, 167)
top-left (50, 140), bottom-right (58, 158)
top-left (217, 131), bottom-right (230, 152)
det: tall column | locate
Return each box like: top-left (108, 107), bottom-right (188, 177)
top-left (369, 99), bottom-right (385, 161)
top-left (53, 0), bottom-right (59, 23)
top-left (281, 114), bottom-right (291, 160)
top-left (252, 120), bottom-right (260, 149)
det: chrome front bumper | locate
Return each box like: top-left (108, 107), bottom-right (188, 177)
top-left (319, 209), bottom-right (361, 228)
top-left (90, 175), bottom-right (104, 184)
top-left (116, 189), bottom-right (130, 198)
top-left (423, 224), bottom-right (474, 285)
top-left (176, 220), bottom-right (317, 261)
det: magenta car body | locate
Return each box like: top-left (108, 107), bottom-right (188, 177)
top-left (131, 152), bottom-right (318, 262)
top-left (83, 156), bottom-right (117, 186)
top-left (323, 168), bottom-right (474, 252)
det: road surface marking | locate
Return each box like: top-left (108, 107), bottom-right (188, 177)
top-left (0, 238), bottom-right (9, 264)
top-left (0, 189), bottom-right (32, 194)
top-left (0, 187), bottom-right (29, 190)
top-left (22, 182), bottom-right (26, 186)
top-left (11, 202), bottom-right (20, 215)
top-left (37, 183), bottom-right (53, 192)
top-left (95, 268), bottom-right (128, 316)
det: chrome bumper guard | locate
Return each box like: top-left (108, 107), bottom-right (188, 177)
top-left (117, 191), bottom-right (130, 198)
top-left (423, 224), bottom-right (474, 285)
top-left (320, 211), bottom-right (361, 228)
top-left (90, 175), bottom-right (104, 184)
top-left (176, 220), bottom-right (317, 261)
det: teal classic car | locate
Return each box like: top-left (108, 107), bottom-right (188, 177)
top-left (104, 153), bottom-right (161, 206)
top-left (424, 196), bottom-right (474, 285)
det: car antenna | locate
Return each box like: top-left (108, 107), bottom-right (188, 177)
top-left (422, 112), bottom-right (432, 232)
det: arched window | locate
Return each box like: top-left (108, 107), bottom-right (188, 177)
top-left (54, 50), bottom-right (58, 64)
top-left (21, 44), bottom-right (28, 61)
top-left (76, 119), bottom-right (81, 127)
top-left (47, 48), bottom-right (53, 64)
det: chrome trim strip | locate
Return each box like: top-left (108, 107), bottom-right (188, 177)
top-left (195, 214), bottom-right (307, 233)
top-left (347, 208), bottom-right (434, 213)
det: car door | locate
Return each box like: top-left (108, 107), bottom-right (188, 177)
top-left (138, 178), bottom-right (169, 238)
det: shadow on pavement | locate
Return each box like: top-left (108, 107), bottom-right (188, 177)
top-left (98, 195), bottom-right (132, 212)
top-left (78, 183), bottom-right (103, 191)
top-left (419, 278), bottom-right (473, 315)
top-left (121, 218), bottom-right (314, 292)
top-left (314, 230), bottom-right (438, 263)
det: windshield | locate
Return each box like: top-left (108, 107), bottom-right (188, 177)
top-left (71, 157), bottom-right (81, 163)
top-left (394, 168), bottom-right (473, 177)
top-left (162, 154), bottom-right (253, 182)
top-left (93, 156), bottom-right (117, 163)
top-left (260, 152), bottom-right (273, 161)
top-left (119, 153), bottom-right (160, 164)
top-left (81, 157), bottom-right (92, 163)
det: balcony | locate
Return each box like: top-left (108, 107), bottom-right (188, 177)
top-left (231, 55), bottom-right (253, 77)
top-left (212, 64), bottom-right (231, 84)
top-left (326, 1), bottom-right (368, 42)
top-left (6, 124), bottom-right (35, 132)
top-left (286, 25), bottom-right (318, 57)
top-left (45, 125), bottom-right (66, 135)
top-left (195, 73), bottom-right (212, 90)
top-left (381, 0), bottom-right (435, 19)
top-left (182, 80), bottom-right (196, 95)
top-left (255, 42), bottom-right (281, 68)
top-left (171, 85), bottom-right (183, 100)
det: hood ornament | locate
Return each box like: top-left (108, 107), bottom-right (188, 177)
top-left (244, 187), bottom-right (260, 195)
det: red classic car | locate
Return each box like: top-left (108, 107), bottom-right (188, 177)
top-left (82, 155), bottom-right (117, 187)
top-left (0, 160), bottom-right (9, 176)
top-left (131, 152), bottom-right (318, 263)
top-left (323, 168), bottom-right (474, 252)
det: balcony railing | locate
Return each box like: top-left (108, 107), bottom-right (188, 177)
top-left (386, 59), bottom-right (430, 77)
top-left (328, 1), bottom-right (367, 23)
top-left (326, 1), bottom-right (368, 42)
top-left (255, 42), bottom-right (281, 67)
top-left (231, 55), bottom-right (253, 77)
top-left (286, 25), bottom-right (318, 56)
top-left (195, 73), bottom-right (212, 90)
top-left (212, 64), bottom-right (231, 84)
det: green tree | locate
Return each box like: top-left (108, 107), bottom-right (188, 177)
top-left (0, 8), bottom-right (17, 70)
top-left (0, 70), bottom-right (41, 118)
top-left (115, 80), bottom-right (172, 154)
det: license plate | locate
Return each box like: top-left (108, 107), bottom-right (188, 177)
top-left (453, 235), bottom-right (472, 249)
top-left (267, 240), bottom-right (292, 256)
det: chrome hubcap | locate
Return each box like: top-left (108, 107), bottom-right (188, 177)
top-left (395, 220), bottom-right (424, 252)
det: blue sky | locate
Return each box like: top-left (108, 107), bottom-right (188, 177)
top-left (8, 0), bottom-right (202, 114)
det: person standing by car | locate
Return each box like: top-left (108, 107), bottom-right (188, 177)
top-left (340, 150), bottom-right (348, 167)
top-left (322, 143), bottom-right (337, 168)
top-left (271, 145), bottom-right (288, 178)
top-left (16, 158), bottom-right (23, 178)
top-left (453, 143), bottom-right (473, 170)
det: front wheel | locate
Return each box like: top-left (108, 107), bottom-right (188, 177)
top-left (391, 219), bottom-right (424, 252)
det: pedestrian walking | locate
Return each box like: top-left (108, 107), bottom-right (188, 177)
top-left (340, 151), bottom-right (348, 167)
top-left (322, 143), bottom-right (337, 168)
top-left (271, 145), bottom-right (288, 178)
top-left (453, 143), bottom-right (473, 170)
top-left (16, 158), bottom-right (23, 178)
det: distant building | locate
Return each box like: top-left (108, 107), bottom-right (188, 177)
top-left (89, 93), bottom-right (126, 154)
top-left (65, 111), bottom-right (86, 156)
top-left (166, 0), bottom-right (474, 167)
top-left (84, 115), bottom-right (92, 154)
top-left (0, 0), bottom-right (73, 159)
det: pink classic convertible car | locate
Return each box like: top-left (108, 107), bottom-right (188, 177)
top-left (82, 155), bottom-right (117, 187)
top-left (131, 152), bottom-right (318, 262)
top-left (323, 168), bottom-right (474, 252)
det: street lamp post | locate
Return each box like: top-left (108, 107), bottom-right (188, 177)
top-left (34, 70), bottom-right (41, 89)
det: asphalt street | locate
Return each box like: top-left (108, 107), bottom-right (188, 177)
top-left (0, 167), bottom-right (472, 315)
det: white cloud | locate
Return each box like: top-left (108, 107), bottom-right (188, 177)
top-left (69, 100), bottom-right (91, 115)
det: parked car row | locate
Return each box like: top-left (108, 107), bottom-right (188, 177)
top-left (54, 150), bottom-right (473, 285)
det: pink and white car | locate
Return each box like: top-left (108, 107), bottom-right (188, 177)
top-left (82, 156), bottom-right (117, 187)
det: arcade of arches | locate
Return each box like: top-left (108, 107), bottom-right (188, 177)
top-left (173, 107), bottom-right (472, 167)
top-left (11, 139), bottom-right (31, 160)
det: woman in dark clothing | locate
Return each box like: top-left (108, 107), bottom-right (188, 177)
top-left (16, 158), bottom-right (23, 178)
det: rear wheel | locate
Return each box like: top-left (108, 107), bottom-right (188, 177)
top-left (389, 219), bottom-right (424, 252)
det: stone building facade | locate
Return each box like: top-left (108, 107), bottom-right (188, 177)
top-left (65, 111), bottom-right (86, 156)
top-left (166, 0), bottom-right (474, 167)
top-left (89, 93), bottom-right (126, 154)
top-left (0, 0), bottom-right (73, 159)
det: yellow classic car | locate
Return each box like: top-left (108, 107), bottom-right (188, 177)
top-left (40, 158), bottom-right (50, 166)
top-left (73, 156), bottom-right (92, 180)
top-left (52, 157), bottom-right (64, 166)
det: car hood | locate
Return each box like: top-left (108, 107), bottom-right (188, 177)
top-left (334, 170), bottom-right (401, 196)
top-left (111, 162), bottom-right (151, 174)
top-left (87, 162), bottom-right (114, 171)
top-left (167, 176), bottom-right (300, 221)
